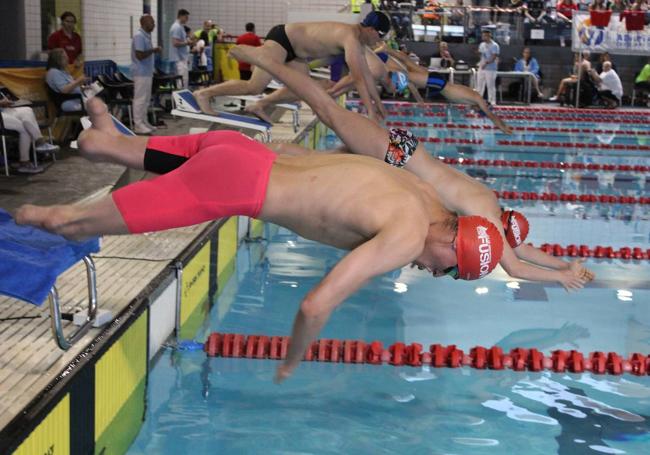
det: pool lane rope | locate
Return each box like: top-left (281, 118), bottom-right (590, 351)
top-left (495, 190), bottom-right (650, 205)
top-left (346, 99), bottom-right (650, 118)
top-left (440, 157), bottom-right (650, 174)
top-left (535, 243), bottom-right (650, 261)
top-left (203, 333), bottom-right (650, 377)
top-left (386, 121), bottom-right (650, 136)
top-left (393, 134), bottom-right (650, 151)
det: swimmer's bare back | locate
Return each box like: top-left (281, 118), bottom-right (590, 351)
top-left (261, 152), bottom-right (440, 249)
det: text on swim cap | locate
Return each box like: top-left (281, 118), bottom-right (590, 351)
top-left (477, 225), bottom-right (492, 277)
top-left (510, 217), bottom-right (522, 245)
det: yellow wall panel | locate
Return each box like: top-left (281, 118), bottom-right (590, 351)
top-left (95, 311), bottom-right (147, 440)
top-left (13, 394), bottom-right (70, 455)
top-left (217, 217), bottom-right (238, 293)
top-left (179, 241), bottom-right (211, 328)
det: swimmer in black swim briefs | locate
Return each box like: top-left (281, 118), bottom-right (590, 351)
top-left (193, 14), bottom-right (391, 123)
top-left (265, 25), bottom-right (297, 62)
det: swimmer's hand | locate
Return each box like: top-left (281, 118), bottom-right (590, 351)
top-left (274, 363), bottom-right (294, 384)
top-left (558, 264), bottom-right (588, 292)
top-left (568, 258), bottom-right (595, 282)
top-left (495, 118), bottom-right (513, 135)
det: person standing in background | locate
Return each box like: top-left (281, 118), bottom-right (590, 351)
top-left (131, 14), bottom-right (161, 135)
top-left (169, 9), bottom-right (191, 88)
top-left (235, 23), bottom-right (262, 80)
top-left (47, 11), bottom-right (83, 69)
top-left (476, 29), bottom-right (499, 105)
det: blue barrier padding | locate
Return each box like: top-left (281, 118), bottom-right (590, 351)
top-left (84, 60), bottom-right (117, 79)
top-left (0, 209), bottom-right (100, 306)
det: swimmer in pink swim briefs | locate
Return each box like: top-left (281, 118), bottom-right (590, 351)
top-left (15, 98), bottom-right (504, 383)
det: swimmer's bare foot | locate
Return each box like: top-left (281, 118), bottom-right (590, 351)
top-left (245, 102), bottom-right (274, 124)
top-left (86, 97), bottom-right (120, 136)
top-left (229, 44), bottom-right (271, 69)
top-left (194, 89), bottom-right (218, 115)
top-left (15, 204), bottom-right (75, 237)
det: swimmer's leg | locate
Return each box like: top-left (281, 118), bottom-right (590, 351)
top-left (16, 196), bottom-right (128, 241)
top-left (245, 60), bottom-right (310, 123)
top-left (231, 45), bottom-right (389, 159)
top-left (80, 98), bottom-right (225, 171)
top-left (194, 41), bottom-right (288, 115)
top-left (78, 97), bottom-right (149, 169)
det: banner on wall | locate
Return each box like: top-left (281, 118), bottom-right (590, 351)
top-left (0, 68), bottom-right (48, 101)
top-left (572, 12), bottom-right (650, 55)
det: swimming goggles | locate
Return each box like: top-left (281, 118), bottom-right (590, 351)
top-left (443, 265), bottom-right (459, 279)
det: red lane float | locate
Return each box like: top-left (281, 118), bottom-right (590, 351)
top-left (203, 332), bottom-right (650, 377)
top-left (494, 190), bottom-right (650, 206)
top-left (439, 157), bottom-right (649, 174)
top-left (534, 243), bottom-right (650, 261)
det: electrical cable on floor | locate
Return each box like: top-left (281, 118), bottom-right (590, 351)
top-left (0, 315), bottom-right (41, 322)
top-left (91, 255), bottom-right (176, 262)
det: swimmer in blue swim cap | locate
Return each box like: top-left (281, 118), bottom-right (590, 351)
top-left (389, 70), bottom-right (410, 96)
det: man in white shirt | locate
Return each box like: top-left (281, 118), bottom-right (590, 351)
top-left (131, 15), bottom-right (161, 134)
top-left (589, 61), bottom-right (623, 109)
top-left (169, 9), bottom-right (190, 88)
top-left (476, 30), bottom-right (500, 106)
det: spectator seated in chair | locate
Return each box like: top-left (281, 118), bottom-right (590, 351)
top-left (564, 62), bottom-right (598, 107)
top-left (45, 48), bottom-right (86, 112)
top-left (549, 51), bottom-right (591, 102)
top-left (514, 47), bottom-right (544, 99)
top-left (0, 96), bottom-right (59, 174)
top-left (588, 61), bottom-right (623, 109)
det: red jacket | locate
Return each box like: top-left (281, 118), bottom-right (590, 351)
top-left (235, 32), bottom-right (262, 71)
top-left (557, 0), bottom-right (578, 19)
top-left (47, 29), bottom-right (82, 63)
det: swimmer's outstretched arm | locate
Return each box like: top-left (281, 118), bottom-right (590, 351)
top-left (327, 74), bottom-right (357, 98)
top-left (276, 220), bottom-right (427, 383)
top-left (439, 84), bottom-right (513, 135)
top-left (498, 240), bottom-right (591, 291)
top-left (514, 244), bottom-right (595, 281)
top-left (468, 196), bottom-right (592, 290)
top-left (409, 82), bottom-right (425, 104)
top-left (342, 35), bottom-right (387, 122)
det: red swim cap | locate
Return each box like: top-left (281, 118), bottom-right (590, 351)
top-left (456, 216), bottom-right (504, 280)
top-left (500, 210), bottom-right (530, 248)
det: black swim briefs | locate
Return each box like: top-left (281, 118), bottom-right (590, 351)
top-left (265, 24), bottom-right (297, 62)
top-left (426, 71), bottom-right (449, 94)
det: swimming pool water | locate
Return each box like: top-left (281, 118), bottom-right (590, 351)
top-left (128, 105), bottom-right (650, 455)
